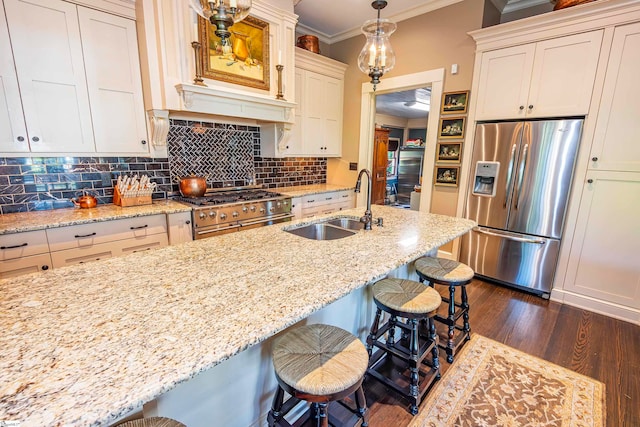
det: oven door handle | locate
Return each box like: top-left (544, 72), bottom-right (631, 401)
top-left (196, 224), bottom-right (241, 236)
top-left (240, 213), bottom-right (295, 227)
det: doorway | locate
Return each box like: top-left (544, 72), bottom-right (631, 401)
top-left (356, 69), bottom-right (445, 213)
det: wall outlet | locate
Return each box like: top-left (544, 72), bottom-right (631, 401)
top-left (349, 162), bottom-right (358, 171)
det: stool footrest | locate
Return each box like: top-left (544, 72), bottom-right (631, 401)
top-left (370, 337), bottom-right (435, 366)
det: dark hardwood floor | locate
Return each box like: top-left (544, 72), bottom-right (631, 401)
top-left (358, 279), bottom-right (640, 427)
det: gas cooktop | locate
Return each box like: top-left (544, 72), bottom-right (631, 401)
top-left (176, 189), bottom-right (284, 207)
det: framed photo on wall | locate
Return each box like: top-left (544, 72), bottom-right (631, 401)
top-left (436, 142), bottom-right (462, 163)
top-left (198, 15), bottom-right (270, 90)
top-left (438, 117), bottom-right (466, 139)
top-left (441, 90), bottom-right (469, 114)
top-left (434, 166), bottom-right (460, 187)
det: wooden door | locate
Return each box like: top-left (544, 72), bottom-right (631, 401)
top-left (372, 128), bottom-right (390, 205)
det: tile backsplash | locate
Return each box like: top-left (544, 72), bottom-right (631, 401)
top-left (0, 119), bottom-right (327, 214)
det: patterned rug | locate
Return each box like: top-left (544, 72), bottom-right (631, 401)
top-left (409, 334), bottom-right (605, 427)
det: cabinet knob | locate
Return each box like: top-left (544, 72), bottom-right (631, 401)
top-left (17, 136), bottom-right (25, 142)
top-left (591, 157), bottom-right (598, 162)
top-left (41, 265), bottom-right (49, 271)
top-left (285, 145), bottom-right (289, 149)
top-left (519, 105), bottom-right (525, 110)
top-left (141, 140), bottom-right (147, 145)
top-left (32, 136), bottom-right (40, 142)
top-left (186, 220), bottom-right (191, 224)
top-left (528, 105), bottom-right (533, 109)
top-left (587, 179), bottom-right (593, 184)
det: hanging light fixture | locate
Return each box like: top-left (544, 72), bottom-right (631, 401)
top-left (189, 0), bottom-right (252, 42)
top-left (358, 0), bottom-right (396, 91)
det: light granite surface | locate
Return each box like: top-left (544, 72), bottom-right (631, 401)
top-left (0, 205), bottom-right (475, 427)
top-left (276, 183), bottom-right (354, 198)
top-left (0, 201), bottom-right (192, 235)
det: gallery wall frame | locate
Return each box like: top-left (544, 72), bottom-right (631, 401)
top-left (434, 165), bottom-right (460, 187)
top-left (436, 142), bottom-right (462, 163)
top-left (438, 116), bottom-right (466, 139)
top-left (441, 90), bottom-right (469, 114)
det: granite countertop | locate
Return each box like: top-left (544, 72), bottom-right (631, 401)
top-left (0, 205), bottom-right (475, 427)
top-left (276, 183), bottom-right (354, 198)
top-left (0, 201), bottom-right (192, 235)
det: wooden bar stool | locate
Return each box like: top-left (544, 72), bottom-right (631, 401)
top-left (415, 256), bottom-right (474, 363)
top-left (268, 324), bottom-right (369, 427)
top-left (366, 278), bottom-right (442, 415)
top-left (117, 417), bottom-right (185, 427)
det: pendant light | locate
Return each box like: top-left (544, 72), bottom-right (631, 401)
top-left (357, 0), bottom-right (396, 91)
top-left (189, 0), bottom-right (252, 42)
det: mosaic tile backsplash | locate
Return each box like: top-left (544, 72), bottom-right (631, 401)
top-left (0, 119), bottom-right (327, 214)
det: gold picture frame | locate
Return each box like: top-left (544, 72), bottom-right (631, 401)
top-left (198, 15), bottom-right (270, 90)
top-left (441, 90), bottom-right (469, 114)
top-left (438, 117), bottom-right (466, 139)
top-left (436, 142), bottom-right (462, 163)
top-left (434, 166), bottom-right (460, 187)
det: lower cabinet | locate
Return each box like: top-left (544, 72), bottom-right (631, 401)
top-left (293, 190), bottom-right (355, 219)
top-left (167, 211), bottom-right (193, 245)
top-left (0, 230), bottom-right (52, 278)
top-left (46, 214), bottom-right (168, 269)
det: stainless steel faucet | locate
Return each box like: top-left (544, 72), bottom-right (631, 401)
top-left (355, 169), bottom-right (373, 230)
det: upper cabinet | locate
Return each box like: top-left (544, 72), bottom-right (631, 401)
top-left (0, 0), bottom-right (147, 155)
top-left (474, 31), bottom-right (603, 120)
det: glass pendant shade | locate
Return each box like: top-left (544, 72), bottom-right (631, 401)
top-left (358, 18), bottom-right (396, 88)
top-left (189, 0), bottom-right (252, 39)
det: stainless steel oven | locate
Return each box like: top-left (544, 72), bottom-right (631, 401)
top-left (176, 186), bottom-right (293, 240)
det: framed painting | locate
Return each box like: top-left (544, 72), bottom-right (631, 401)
top-left (441, 90), bottom-right (470, 114)
top-left (198, 15), bottom-right (270, 90)
top-left (438, 117), bottom-right (466, 139)
top-left (434, 166), bottom-right (460, 187)
top-left (436, 142), bottom-right (462, 163)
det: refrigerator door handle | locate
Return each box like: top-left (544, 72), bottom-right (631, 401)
top-left (504, 144), bottom-right (518, 208)
top-left (473, 227), bottom-right (547, 245)
top-left (513, 143), bottom-right (529, 210)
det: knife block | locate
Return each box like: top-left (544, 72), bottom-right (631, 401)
top-left (113, 186), bottom-right (152, 207)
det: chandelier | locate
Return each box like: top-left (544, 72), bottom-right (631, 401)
top-left (189, 0), bottom-right (252, 41)
top-left (357, 0), bottom-right (396, 91)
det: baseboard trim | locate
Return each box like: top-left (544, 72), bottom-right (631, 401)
top-left (551, 289), bottom-right (639, 325)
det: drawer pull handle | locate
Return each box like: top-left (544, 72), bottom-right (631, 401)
top-left (74, 232), bottom-right (97, 238)
top-left (130, 225), bottom-right (149, 230)
top-left (1, 242), bottom-right (28, 249)
top-left (308, 199), bottom-right (315, 203)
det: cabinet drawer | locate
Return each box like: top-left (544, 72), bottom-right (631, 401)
top-left (302, 190), bottom-right (354, 207)
top-left (47, 215), bottom-right (167, 252)
top-left (50, 242), bottom-right (117, 268)
top-left (0, 230), bottom-right (49, 260)
top-left (119, 233), bottom-right (168, 256)
top-left (0, 253), bottom-right (52, 278)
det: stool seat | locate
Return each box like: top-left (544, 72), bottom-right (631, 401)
top-left (273, 324), bottom-right (368, 396)
top-left (372, 278), bottom-right (441, 314)
top-left (117, 417), bottom-right (185, 427)
top-left (414, 257), bottom-right (474, 284)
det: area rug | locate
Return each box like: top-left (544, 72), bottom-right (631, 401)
top-left (409, 334), bottom-right (605, 427)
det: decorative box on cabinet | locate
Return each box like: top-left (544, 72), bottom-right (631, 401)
top-left (46, 215), bottom-right (168, 268)
top-left (474, 30), bottom-right (603, 120)
top-left (0, 230), bottom-right (52, 278)
top-left (1, 0), bottom-right (147, 155)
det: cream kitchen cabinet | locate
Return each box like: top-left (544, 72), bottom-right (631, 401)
top-left (296, 190), bottom-right (355, 219)
top-left (1, 0), bottom-right (147, 155)
top-left (46, 215), bottom-right (168, 268)
top-left (474, 30), bottom-right (603, 121)
top-left (167, 211), bottom-right (194, 245)
top-left (0, 230), bottom-right (52, 278)
top-left (588, 22), bottom-right (640, 173)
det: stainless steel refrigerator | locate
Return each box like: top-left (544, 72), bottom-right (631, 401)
top-left (397, 147), bottom-right (424, 204)
top-left (459, 119), bottom-right (583, 298)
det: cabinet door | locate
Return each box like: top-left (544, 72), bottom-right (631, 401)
top-left (475, 44), bottom-right (535, 120)
top-left (589, 23), bottom-right (640, 173)
top-left (78, 7), bottom-right (148, 154)
top-left (562, 171), bottom-right (640, 309)
top-left (0, 6), bottom-right (28, 152)
top-left (304, 71), bottom-right (324, 155)
top-left (4, 0), bottom-right (95, 152)
top-left (322, 76), bottom-right (343, 156)
top-left (527, 30), bottom-right (603, 118)
top-left (167, 212), bottom-right (193, 244)
top-left (288, 68), bottom-right (304, 156)
top-left (372, 129), bottom-right (389, 205)
top-left (0, 253), bottom-right (52, 278)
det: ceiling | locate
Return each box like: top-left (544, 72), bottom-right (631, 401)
top-left (376, 88), bottom-right (431, 120)
top-left (294, 0), bottom-right (553, 44)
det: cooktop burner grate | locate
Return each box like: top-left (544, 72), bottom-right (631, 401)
top-left (177, 190), bottom-right (283, 206)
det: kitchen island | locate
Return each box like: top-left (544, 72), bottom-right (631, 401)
top-left (0, 205), bottom-right (474, 427)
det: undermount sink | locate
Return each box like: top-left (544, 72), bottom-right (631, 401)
top-left (324, 218), bottom-right (365, 231)
top-left (285, 223), bottom-right (356, 240)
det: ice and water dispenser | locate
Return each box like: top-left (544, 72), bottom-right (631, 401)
top-left (471, 161), bottom-right (500, 197)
